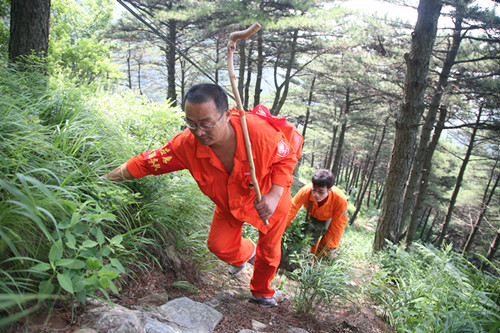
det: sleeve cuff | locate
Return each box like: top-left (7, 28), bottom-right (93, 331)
top-left (126, 154), bottom-right (151, 179)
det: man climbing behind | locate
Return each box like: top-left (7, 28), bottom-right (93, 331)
top-left (286, 169), bottom-right (348, 260)
top-left (102, 83), bottom-right (298, 308)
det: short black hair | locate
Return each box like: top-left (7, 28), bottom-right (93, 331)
top-left (312, 169), bottom-right (334, 188)
top-left (184, 83), bottom-right (228, 114)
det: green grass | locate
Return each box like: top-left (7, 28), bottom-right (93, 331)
top-left (369, 242), bottom-right (500, 332)
top-left (1, 61), bottom-right (499, 333)
top-left (0, 62), bottom-right (216, 328)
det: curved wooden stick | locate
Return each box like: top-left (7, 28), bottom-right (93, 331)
top-left (227, 22), bottom-right (269, 225)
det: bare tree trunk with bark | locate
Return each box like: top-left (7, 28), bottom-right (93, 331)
top-left (271, 29), bottom-right (299, 116)
top-left (436, 106), bottom-right (483, 247)
top-left (462, 164), bottom-right (499, 254)
top-left (402, 2), bottom-right (465, 239)
top-left (253, 29), bottom-right (263, 107)
top-left (408, 106), bottom-right (447, 246)
top-left (9, 0), bottom-right (51, 72)
top-left (296, 76), bottom-right (315, 174)
top-left (243, 41), bottom-right (254, 110)
top-left (238, 38), bottom-right (246, 101)
top-left (484, 229), bottom-right (500, 263)
top-left (350, 119), bottom-right (388, 225)
top-left (425, 210), bottom-right (439, 243)
top-left (331, 87), bottom-right (350, 179)
top-left (374, 0), bottom-right (442, 252)
top-left (419, 207), bottom-right (433, 240)
top-left (167, 19), bottom-right (177, 106)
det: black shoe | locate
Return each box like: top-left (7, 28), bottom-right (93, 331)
top-left (249, 294), bottom-right (278, 308)
top-left (228, 242), bottom-right (256, 275)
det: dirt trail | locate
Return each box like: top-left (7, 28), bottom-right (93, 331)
top-left (19, 259), bottom-right (390, 332)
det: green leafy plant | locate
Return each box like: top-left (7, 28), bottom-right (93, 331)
top-left (281, 208), bottom-right (311, 256)
top-left (369, 242), bottom-right (500, 332)
top-left (1, 173), bottom-right (126, 304)
top-left (289, 253), bottom-right (353, 314)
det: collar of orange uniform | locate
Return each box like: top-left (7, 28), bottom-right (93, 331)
top-left (187, 111), bottom-right (248, 162)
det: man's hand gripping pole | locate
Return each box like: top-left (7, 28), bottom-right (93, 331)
top-left (227, 23), bottom-right (269, 226)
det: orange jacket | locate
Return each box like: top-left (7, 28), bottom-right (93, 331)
top-left (286, 184), bottom-right (348, 249)
top-left (126, 110), bottom-right (297, 233)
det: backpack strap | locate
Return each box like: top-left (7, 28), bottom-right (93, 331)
top-left (248, 105), bottom-right (288, 126)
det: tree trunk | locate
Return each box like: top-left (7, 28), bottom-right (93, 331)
top-left (238, 38), bottom-right (246, 101)
top-left (271, 29), bottom-right (299, 116)
top-left (462, 165), bottom-right (499, 254)
top-left (374, 0), bottom-right (442, 252)
top-left (349, 119), bottom-right (387, 225)
top-left (167, 19), bottom-right (177, 106)
top-left (377, 187), bottom-right (385, 210)
top-left (215, 37), bottom-right (221, 84)
top-left (9, 0), bottom-right (51, 71)
top-left (325, 119), bottom-right (338, 170)
top-left (243, 41), bottom-right (253, 110)
top-left (485, 229), bottom-right (500, 263)
top-left (127, 48), bottom-right (132, 89)
top-left (355, 158), bottom-right (371, 207)
top-left (367, 179), bottom-right (374, 208)
top-left (180, 59), bottom-right (186, 111)
top-left (436, 106), bottom-right (483, 247)
top-left (253, 29), bottom-right (263, 107)
top-left (311, 140), bottom-right (316, 168)
top-left (345, 154), bottom-right (355, 185)
top-left (137, 61), bottom-right (143, 95)
top-left (419, 207), bottom-right (432, 240)
top-left (331, 87), bottom-right (350, 179)
top-left (335, 152), bottom-right (344, 185)
top-left (407, 106), bottom-right (447, 246)
top-left (425, 210), bottom-right (439, 243)
top-left (295, 76), bottom-right (315, 174)
top-left (348, 165), bottom-right (358, 194)
top-left (402, 2), bottom-right (465, 238)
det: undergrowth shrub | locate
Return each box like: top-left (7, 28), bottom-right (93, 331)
top-left (0, 63), bottom-right (214, 328)
top-left (288, 253), bottom-right (354, 314)
top-left (369, 242), bottom-right (500, 332)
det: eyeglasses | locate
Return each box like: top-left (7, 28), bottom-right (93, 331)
top-left (312, 187), bottom-right (328, 195)
top-left (184, 112), bottom-right (224, 130)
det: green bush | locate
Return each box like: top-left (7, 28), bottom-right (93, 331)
top-left (369, 242), bottom-right (500, 332)
top-left (0, 62), bottom-right (214, 328)
top-left (289, 253), bottom-right (353, 314)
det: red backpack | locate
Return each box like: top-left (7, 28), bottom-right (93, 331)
top-left (248, 105), bottom-right (304, 159)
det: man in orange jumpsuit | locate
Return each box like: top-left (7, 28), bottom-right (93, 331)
top-left (102, 83), bottom-right (298, 307)
top-left (286, 169), bottom-right (348, 259)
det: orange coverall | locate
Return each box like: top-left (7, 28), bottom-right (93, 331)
top-left (286, 184), bottom-right (348, 254)
top-left (126, 110), bottom-right (297, 297)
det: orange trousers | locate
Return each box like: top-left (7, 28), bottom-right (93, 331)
top-left (207, 206), bottom-right (288, 297)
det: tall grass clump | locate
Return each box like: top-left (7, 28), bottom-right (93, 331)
top-left (288, 253), bottom-right (354, 314)
top-left (0, 62), bottom-right (215, 328)
top-left (369, 242), bottom-right (500, 332)
top-left (279, 210), bottom-right (374, 314)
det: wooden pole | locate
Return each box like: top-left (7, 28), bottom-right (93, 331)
top-left (227, 23), bottom-right (269, 225)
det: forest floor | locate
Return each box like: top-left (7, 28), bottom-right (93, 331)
top-left (17, 254), bottom-right (391, 333)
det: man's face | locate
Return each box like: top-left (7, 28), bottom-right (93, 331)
top-left (312, 185), bottom-right (329, 202)
top-left (184, 99), bottom-right (229, 146)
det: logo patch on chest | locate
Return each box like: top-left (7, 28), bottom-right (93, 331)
top-left (276, 139), bottom-right (289, 157)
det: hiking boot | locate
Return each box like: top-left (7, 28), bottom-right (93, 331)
top-left (249, 294), bottom-right (278, 308)
top-left (228, 242), bottom-right (256, 276)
